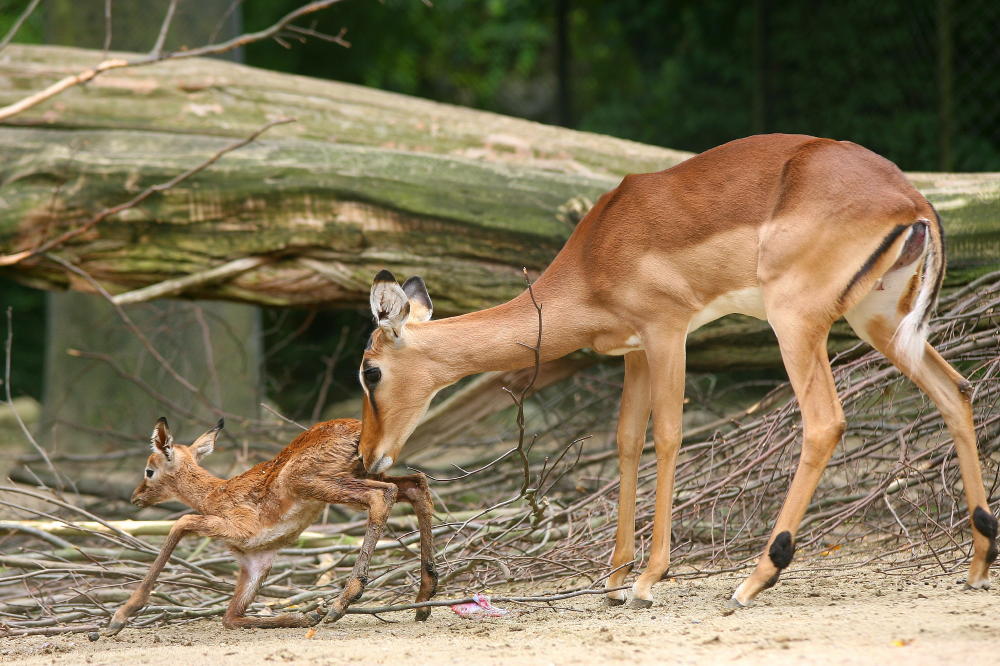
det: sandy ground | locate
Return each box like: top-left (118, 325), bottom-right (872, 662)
top-left (3, 556), bottom-right (996, 666)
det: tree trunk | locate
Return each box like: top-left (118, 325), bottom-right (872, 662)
top-left (33, 5), bottom-right (260, 453)
top-left (1, 45), bottom-right (998, 371)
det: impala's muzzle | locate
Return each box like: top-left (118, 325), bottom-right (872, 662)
top-left (368, 455), bottom-right (394, 475)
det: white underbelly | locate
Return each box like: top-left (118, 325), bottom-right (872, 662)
top-left (688, 286), bottom-right (767, 333)
top-left (598, 287), bottom-right (767, 356)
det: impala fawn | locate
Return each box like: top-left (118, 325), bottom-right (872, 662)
top-left (358, 134), bottom-right (996, 608)
top-left (103, 417), bottom-right (438, 636)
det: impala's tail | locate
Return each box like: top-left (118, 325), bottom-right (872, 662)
top-left (843, 208), bottom-right (945, 367)
top-left (891, 209), bottom-right (944, 367)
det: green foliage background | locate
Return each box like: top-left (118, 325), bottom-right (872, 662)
top-left (245, 0), bottom-right (998, 171)
top-left (1, 0), bottom-right (998, 409)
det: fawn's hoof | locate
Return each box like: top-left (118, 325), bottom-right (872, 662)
top-left (727, 596), bottom-right (752, 609)
top-left (964, 580), bottom-right (991, 591)
top-left (415, 607), bottom-right (431, 622)
top-left (627, 598), bottom-right (653, 610)
top-left (102, 620), bottom-right (126, 638)
top-left (604, 596), bottom-right (626, 607)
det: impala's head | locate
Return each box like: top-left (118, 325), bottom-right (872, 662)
top-left (359, 270), bottom-right (436, 474)
top-left (130, 417), bottom-right (224, 508)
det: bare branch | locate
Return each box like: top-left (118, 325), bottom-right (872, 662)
top-left (150, 0), bottom-right (180, 57)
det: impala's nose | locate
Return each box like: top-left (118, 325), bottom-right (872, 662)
top-left (368, 455), bottom-right (394, 475)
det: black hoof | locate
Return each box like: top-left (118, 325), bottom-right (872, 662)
top-left (415, 608), bottom-right (431, 622)
top-left (604, 596), bottom-right (627, 607)
top-left (627, 598), bottom-right (653, 610)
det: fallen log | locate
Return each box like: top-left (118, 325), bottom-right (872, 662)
top-left (1, 45), bottom-right (997, 371)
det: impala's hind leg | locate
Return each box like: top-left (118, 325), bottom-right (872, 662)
top-left (846, 316), bottom-right (996, 588)
top-left (605, 351), bottom-right (651, 606)
top-left (731, 311), bottom-right (845, 607)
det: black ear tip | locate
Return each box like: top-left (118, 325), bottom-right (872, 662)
top-left (156, 416), bottom-right (168, 427)
top-left (373, 269), bottom-right (397, 284)
top-left (215, 417), bottom-right (225, 430)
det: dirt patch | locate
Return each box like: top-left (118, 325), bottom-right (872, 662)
top-left (3, 557), bottom-right (996, 666)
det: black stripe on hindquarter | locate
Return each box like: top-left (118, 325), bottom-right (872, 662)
top-left (837, 224), bottom-right (908, 306)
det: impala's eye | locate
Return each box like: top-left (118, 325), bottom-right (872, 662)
top-left (145, 468), bottom-right (154, 478)
top-left (363, 366), bottom-right (382, 386)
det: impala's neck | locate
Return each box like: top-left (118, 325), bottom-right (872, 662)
top-left (411, 274), bottom-right (601, 386)
top-left (171, 463), bottom-right (226, 515)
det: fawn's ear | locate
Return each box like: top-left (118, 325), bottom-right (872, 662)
top-left (151, 417), bottom-right (174, 462)
top-left (370, 270), bottom-right (411, 342)
top-left (401, 276), bottom-right (433, 323)
top-left (191, 418), bottom-right (224, 461)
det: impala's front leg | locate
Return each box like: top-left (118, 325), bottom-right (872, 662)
top-left (384, 473), bottom-right (439, 620)
top-left (629, 329), bottom-right (687, 608)
top-left (605, 351), bottom-right (651, 606)
top-left (105, 514), bottom-right (229, 636)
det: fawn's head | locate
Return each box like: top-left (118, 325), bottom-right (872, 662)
top-left (131, 417), bottom-right (224, 508)
top-left (359, 270), bottom-right (438, 474)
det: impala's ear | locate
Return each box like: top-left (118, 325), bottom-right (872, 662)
top-left (370, 269), bottom-right (411, 341)
top-left (151, 417), bottom-right (174, 461)
top-left (402, 276), bottom-right (433, 323)
top-left (191, 418), bottom-right (224, 461)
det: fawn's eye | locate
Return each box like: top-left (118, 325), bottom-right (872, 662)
top-left (145, 468), bottom-right (154, 478)
top-left (363, 366), bottom-right (381, 386)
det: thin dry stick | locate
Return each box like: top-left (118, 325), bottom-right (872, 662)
top-left (150, 0), bottom-right (180, 57)
top-left (3, 308), bottom-right (68, 496)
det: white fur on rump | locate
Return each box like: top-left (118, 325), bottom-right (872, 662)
top-left (890, 223), bottom-right (937, 368)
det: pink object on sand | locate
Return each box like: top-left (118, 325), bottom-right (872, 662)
top-left (450, 593), bottom-right (508, 618)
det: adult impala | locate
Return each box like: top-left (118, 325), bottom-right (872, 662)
top-left (357, 133), bottom-right (997, 608)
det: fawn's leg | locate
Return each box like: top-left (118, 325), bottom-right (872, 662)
top-left (105, 515), bottom-right (233, 636)
top-left (605, 351), bottom-right (651, 605)
top-left (291, 476), bottom-right (398, 623)
top-left (384, 472), bottom-right (438, 620)
top-left (220, 550), bottom-right (321, 628)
